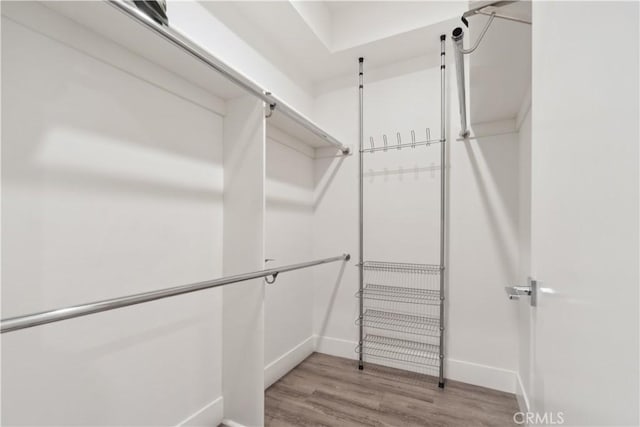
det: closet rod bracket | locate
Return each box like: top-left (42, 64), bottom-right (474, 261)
top-left (462, 1), bottom-right (531, 26)
top-left (265, 102), bottom-right (276, 118)
top-left (265, 272), bottom-right (279, 285)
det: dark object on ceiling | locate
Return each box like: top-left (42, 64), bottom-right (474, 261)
top-left (133, 0), bottom-right (168, 26)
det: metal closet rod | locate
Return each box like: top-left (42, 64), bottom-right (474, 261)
top-left (462, 1), bottom-right (531, 26)
top-left (106, 1), bottom-right (350, 155)
top-left (0, 254), bottom-right (350, 334)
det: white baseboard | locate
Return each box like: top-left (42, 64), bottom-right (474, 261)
top-left (176, 396), bottom-right (223, 427)
top-left (313, 334), bottom-right (358, 360)
top-left (264, 335), bottom-right (315, 389)
top-left (221, 419), bottom-right (248, 427)
top-left (314, 335), bottom-right (517, 394)
top-left (446, 359), bottom-right (516, 393)
top-left (515, 372), bottom-right (531, 413)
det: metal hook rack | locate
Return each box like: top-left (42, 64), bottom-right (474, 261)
top-left (361, 128), bottom-right (440, 154)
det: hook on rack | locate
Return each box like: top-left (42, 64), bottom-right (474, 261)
top-left (365, 127), bottom-right (436, 153)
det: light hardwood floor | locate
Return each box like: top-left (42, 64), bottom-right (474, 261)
top-left (265, 353), bottom-right (519, 427)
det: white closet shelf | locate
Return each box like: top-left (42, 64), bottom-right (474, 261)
top-left (44, 1), bottom-right (350, 154)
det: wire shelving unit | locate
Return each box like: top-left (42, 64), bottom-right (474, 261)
top-left (356, 35), bottom-right (447, 389)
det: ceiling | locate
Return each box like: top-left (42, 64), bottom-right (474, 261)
top-left (199, 1), bottom-right (531, 123)
top-left (200, 1), bottom-right (467, 92)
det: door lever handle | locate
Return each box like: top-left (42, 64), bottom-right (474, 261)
top-left (504, 278), bottom-right (537, 306)
top-left (504, 286), bottom-right (531, 299)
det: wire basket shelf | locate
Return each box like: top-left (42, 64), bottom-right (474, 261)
top-left (356, 334), bottom-right (440, 368)
top-left (357, 284), bottom-right (441, 305)
top-left (357, 309), bottom-right (440, 337)
top-left (362, 261), bottom-right (441, 274)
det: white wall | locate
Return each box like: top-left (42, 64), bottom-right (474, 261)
top-left (1, 3), bottom-right (224, 424)
top-left (264, 131), bottom-right (315, 387)
top-left (222, 96), bottom-right (265, 426)
top-left (311, 55), bottom-right (520, 392)
top-left (529, 2), bottom-right (639, 424)
top-left (167, 0), bottom-right (315, 119)
top-left (448, 129), bottom-right (520, 392)
top-left (515, 106), bottom-right (533, 412)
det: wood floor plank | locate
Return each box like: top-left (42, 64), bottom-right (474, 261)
top-left (265, 353), bottom-right (518, 427)
top-left (294, 360), bottom-right (437, 404)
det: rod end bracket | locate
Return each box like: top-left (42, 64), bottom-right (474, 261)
top-left (265, 103), bottom-right (276, 118)
top-left (452, 27), bottom-right (464, 42)
top-left (265, 272), bottom-right (279, 285)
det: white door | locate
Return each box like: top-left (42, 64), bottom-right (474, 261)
top-left (529, 2), bottom-right (638, 425)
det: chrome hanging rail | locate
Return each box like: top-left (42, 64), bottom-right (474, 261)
top-left (1, 254), bottom-right (350, 334)
top-left (106, 1), bottom-right (350, 155)
top-left (462, 1), bottom-right (531, 26)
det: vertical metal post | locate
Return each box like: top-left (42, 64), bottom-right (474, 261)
top-left (438, 34), bottom-right (447, 389)
top-left (358, 57), bottom-right (365, 370)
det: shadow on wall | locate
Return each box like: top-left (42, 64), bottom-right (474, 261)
top-left (266, 196), bottom-right (314, 213)
top-left (463, 135), bottom-right (518, 280)
top-left (364, 164), bottom-right (441, 182)
top-left (3, 16), bottom-right (223, 200)
top-left (316, 260), bottom-right (348, 339)
top-left (265, 140), bottom-right (315, 213)
top-left (72, 312), bottom-right (208, 360)
top-left (2, 17), bottom-right (226, 318)
top-left (313, 151), bottom-right (347, 211)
